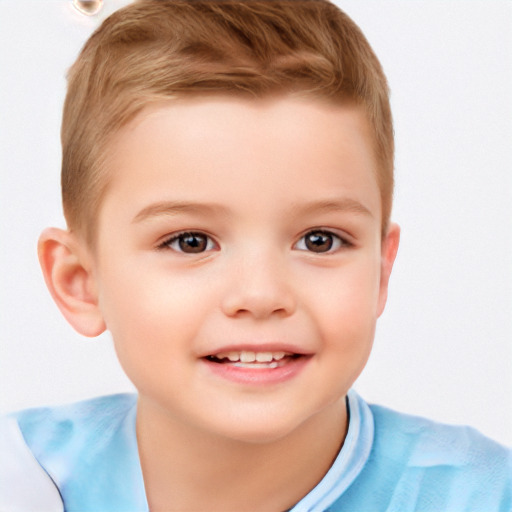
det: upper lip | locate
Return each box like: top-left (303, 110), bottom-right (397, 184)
top-left (199, 343), bottom-right (313, 358)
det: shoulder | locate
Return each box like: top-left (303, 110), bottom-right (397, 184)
top-left (369, 403), bottom-right (512, 470)
top-left (0, 394), bottom-right (139, 512)
top-left (14, 392), bottom-right (137, 431)
top-left (14, 393), bottom-right (138, 457)
top-left (14, 394), bottom-right (136, 464)
top-left (327, 396), bottom-right (512, 511)
top-left (347, 402), bottom-right (512, 511)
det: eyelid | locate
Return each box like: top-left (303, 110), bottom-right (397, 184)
top-left (293, 228), bottom-right (353, 253)
top-left (157, 230), bottom-right (218, 252)
top-left (155, 228), bottom-right (353, 253)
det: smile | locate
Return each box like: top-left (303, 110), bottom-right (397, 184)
top-left (202, 349), bottom-right (309, 385)
top-left (206, 350), bottom-right (296, 368)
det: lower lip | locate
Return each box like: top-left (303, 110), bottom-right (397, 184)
top-left (201, 356), bottom-right (311, 386)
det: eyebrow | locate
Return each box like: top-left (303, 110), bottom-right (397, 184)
top-left (132, 201), bottom-right (228, 223)
top-left (132, 197), bottom-right (373, 223)
top-left (293, 198), bottom-right (373, 217)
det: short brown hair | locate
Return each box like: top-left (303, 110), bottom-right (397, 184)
top-left (62, 0), bottom-right (393, 242)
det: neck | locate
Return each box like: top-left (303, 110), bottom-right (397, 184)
top-left (136, 396), bottom-right (348, 512)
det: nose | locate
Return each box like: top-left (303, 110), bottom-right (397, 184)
top-left (220, 251), bottom-right (297, 320)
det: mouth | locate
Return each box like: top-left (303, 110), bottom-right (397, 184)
top-left (201, 345), bottom-right (312, 385)
top-left (205, 350), bottom-right (301, 369)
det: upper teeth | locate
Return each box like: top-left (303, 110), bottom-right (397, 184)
top-left (213, 351), bottom-right (287, 363)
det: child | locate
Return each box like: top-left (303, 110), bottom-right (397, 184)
top-left (1, 1), bottom-right (510, 510)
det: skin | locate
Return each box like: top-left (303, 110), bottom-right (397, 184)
top-left (39, 95), bottom-right (399, 511)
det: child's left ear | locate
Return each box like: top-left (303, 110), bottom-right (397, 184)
top-left (38, 227), bottom-right (106, 337)
top-left (377, 223), bottom-right (400, 317)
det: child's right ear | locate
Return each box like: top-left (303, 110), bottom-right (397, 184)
top-left (37, 228), bottom-right (106, 338)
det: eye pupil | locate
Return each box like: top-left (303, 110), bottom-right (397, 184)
top-left (178, 233), bottom-right (207, 253)
top-left (305, 232), bottom-right (333, 252)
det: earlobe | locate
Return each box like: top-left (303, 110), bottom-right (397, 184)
top-left (38, 227), bottom-right (106, 337)
top-left (377, 223), bottom-right (400, 317)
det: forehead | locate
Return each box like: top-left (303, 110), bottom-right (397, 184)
top-left (101, 94), bottom-right (381, 225)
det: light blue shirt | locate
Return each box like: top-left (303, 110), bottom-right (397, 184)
top-left (1, 391), bottom-right (510, 511)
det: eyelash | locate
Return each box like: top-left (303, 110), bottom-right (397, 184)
top-left (294, 229), bottom-right (352, 254)
top-left (157, 231), bottom-right (217, 254)
top-left (157, 229), bottom-right (352, 254)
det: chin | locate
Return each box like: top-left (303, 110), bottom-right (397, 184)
top-left (216, 421), bottom-right (303, 445)
top-left (205, 404), bottom-right (330, 446)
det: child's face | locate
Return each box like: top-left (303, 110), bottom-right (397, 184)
top-left (87, 95), bottom-right (398, 442)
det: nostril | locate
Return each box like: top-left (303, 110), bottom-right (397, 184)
top-left (221, 291), bottom-right (296, 319)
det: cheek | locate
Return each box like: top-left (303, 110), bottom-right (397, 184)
top-left (308, 259), bottom-right (381, 349)
top-left (97, 262), bottom-right (215, 357)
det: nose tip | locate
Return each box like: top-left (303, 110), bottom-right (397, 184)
top-left (220, 260), bottom-right (296, 320)
top-left (222, 292), bottom-right (295, 319)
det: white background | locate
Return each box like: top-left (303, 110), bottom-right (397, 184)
top-left (1, 1), bottom-right (511, 446)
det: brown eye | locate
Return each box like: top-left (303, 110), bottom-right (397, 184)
top-left (163, 232), bottom-right (214, 253)
top-left (305, 231), bottom-right (333, 252)
top-left (179, 233), bottom-right (207, 253)
top-left (295, 230), bottom-right (346, 253)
